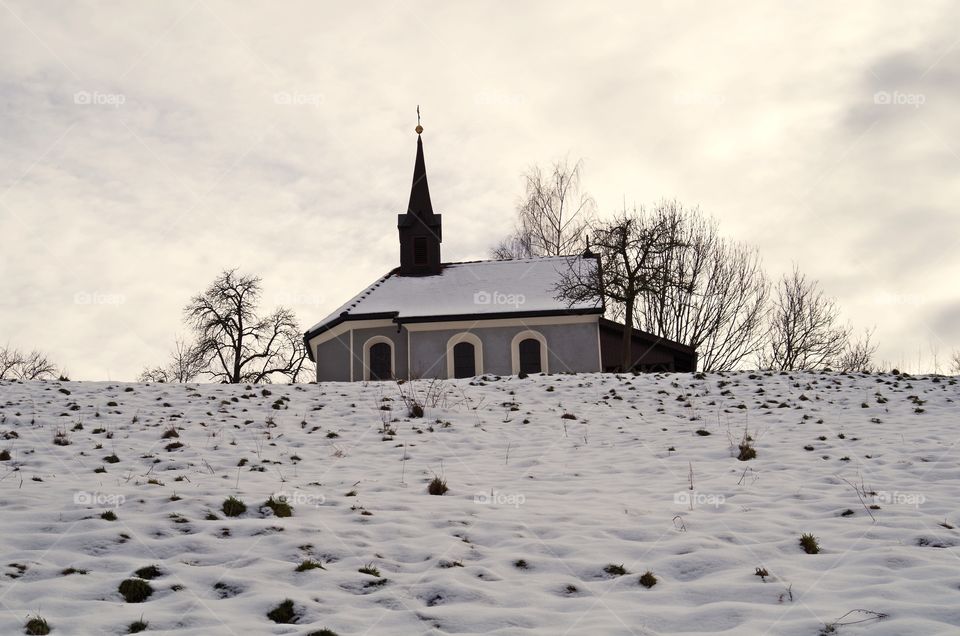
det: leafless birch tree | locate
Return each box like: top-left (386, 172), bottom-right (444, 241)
top-left (493, 158), bottom-right (595, 259)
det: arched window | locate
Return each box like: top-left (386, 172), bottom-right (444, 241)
top-left (363, 336), bottom-right (394, 381)
top-left (511, 330), bottom-right (548, 375)
top-left (446, 332), bottom-right (483, 379)
top-left (518, 339), bottom-right (541, 374)
top-left (453, 342), bottom-right (475, 377)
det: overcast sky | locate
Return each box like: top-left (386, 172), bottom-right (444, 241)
top-left (2, 1), bottom-right (958, 380)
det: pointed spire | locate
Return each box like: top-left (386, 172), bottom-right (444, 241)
top-left (407, 116), bottom-right (433, 217)
top-left (397, 108), bottom-right (442, 276)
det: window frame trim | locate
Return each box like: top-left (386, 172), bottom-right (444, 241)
top-left (446, 332), bottom-right (483, 379)
top-left (511, 329), bottom-right (548, 375)
top-left (363, 335), bottom-right (395, 381)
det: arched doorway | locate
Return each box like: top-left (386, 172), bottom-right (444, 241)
top-left (446, 332), bottom-right (483, 379)
top-left (368, 341), bottom-right (392, 380)
top-left (452, 341), bottom-right (476, 378)
top-left (511, 330), bottom-right (548, 375)
top-left (518, 338), bottom-right (542, 374)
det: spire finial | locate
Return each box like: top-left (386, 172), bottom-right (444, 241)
top-left (415, 105), bottom-right (423, 135)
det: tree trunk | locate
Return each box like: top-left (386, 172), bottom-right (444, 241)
top-left (621, 302), bottom-right (634, 372)
top-left (233, 312), bottom-right (244, 383)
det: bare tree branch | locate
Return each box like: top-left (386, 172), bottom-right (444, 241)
top-left (759, 266), bottom-right (850, 371)
top-left (143, 268), bottom-right (312, 383)
top-left (0, 346), bottom-right (58, 381)
top-left (837, 327), bottom-right (879, 373)
top-left (636, 201), bottom-right (770, 371)
top-left (138, 337), bottom-right (204, 383)
top-left (493, 158), bottom-right (595, 259)
top-left (556, 204), bottom-right (682, 370)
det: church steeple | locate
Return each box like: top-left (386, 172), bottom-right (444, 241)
top-left (397, 112), bottom-right (442, 276)
top-left (407, 134), bottom-right (433, 216)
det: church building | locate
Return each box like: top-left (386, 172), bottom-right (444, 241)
top-left (304, 126), bottom-right (696, 381)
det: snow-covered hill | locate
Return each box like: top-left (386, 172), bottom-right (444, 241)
top-left (0, 372), bottom-right (958, 635)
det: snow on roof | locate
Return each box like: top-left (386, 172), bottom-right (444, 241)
top-left (308, 255), bottom-right (599, 334)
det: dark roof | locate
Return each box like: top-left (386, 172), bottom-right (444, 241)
top-left (598, 317), bottom-right (695, 355)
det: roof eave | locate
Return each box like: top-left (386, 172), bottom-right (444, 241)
top-left (303, 311), bottom-right (401, 357)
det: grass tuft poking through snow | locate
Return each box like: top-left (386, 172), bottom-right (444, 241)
top-left (263, 495), bottom-right (293, 518)
top-left (222, 496), bottom-right (246, 517)
top-left (799, 533), bottom-right (821, 554)
top-left (427, 476), bottom-right (448, 495)
top-left (603, 563), bottom-right (628, 577)
top-left (358, 563), bottom-right (381, 577)
top-left (24, 615), bottom-right (50, 635)
top-left (639, 571), bottom-right (658, 588)
top-left (295, 559), bottom-right (325, 572)
top-left (134, 565), bottom-right (162, 580)
top-left (119, 578), bottom-right (154, 603)
top-left (60, 567), bottom-right (87, 576)
top-left (266, 599), bottom-right (298, 624)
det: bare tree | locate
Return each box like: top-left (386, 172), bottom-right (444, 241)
top-left (144, 269), bottom-right (311, 383)
top-left (759, 267), bottom-right (850, 371)
top-left (836, 328), bottom-right (879, 373)
top-left (0, 346), bottom-right (58, 381)
top-left (138, 337), bottom-right (204, 383)
top-left (493, 158), bottom-right (595, 259)
top-left (556, 205), bottom-right (681, 371)
top-left (184, 269), bottom-right (310, 383)
top-left (950, 350), bottom-right (960, 375)
top-left (637, 201), bottom-right (770, 371)
top-left (0, 348), bottom-right (18, 379)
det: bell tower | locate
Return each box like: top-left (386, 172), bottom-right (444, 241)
top-left (397, 113), bottom-right (442, 276)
